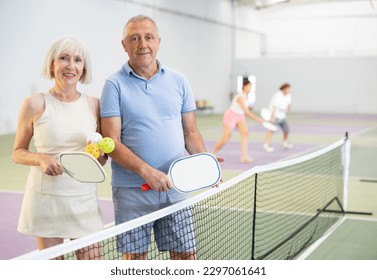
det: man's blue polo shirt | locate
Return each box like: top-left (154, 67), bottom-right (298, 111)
top-left (100, 61), bottom-right (196, 187)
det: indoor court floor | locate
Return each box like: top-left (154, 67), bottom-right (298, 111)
top-left (1, 112), bottom-right (377, 260)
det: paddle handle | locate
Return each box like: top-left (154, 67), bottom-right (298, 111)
top-left (141, 183), bottom-right (151, 192)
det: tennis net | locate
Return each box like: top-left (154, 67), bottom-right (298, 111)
top-left (14, 135), bottom-right (350, 260)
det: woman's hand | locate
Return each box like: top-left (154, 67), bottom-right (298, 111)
top-left (39, 154), bottom-right (63, 176)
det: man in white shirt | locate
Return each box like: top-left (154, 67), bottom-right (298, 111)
top-left (263, 83), bottom-right (293, 152)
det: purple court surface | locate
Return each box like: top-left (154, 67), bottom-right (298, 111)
top-left (0, 193), bottom-right (114, 259)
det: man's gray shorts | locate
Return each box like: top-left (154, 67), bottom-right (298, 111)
top-left (112, 186), bottom-right (196, 254)
top-left (275, 118), bottom-right (289, 133)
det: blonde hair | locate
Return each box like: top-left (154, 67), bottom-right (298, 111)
top-left (41, 36), bottom-right (92, 84)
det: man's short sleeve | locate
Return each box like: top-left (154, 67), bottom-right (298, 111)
top-left (100, 80), bottom-right (121, 118)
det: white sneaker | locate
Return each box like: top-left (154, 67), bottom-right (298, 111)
top-left (283, 141), bottom-right (294, 149)
top-left (263, 144), bottom-right (274, 153)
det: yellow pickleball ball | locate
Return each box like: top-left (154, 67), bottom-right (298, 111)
top-left (98, 137), bottom-right (115, 153)
top-left (84, 143), bottom-right (101, 158)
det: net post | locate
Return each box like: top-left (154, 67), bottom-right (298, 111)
top-left (343, 131), bottom-right (351, 211)
top-left (251, 173), bottom-right (258, 260)
top-left (340, 133), bottom-right (372, 215)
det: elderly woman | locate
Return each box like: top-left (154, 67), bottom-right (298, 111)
top-left (13, 36), bottom-right (106, 259)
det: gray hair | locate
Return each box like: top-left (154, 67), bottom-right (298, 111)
top-left (122, 14), bottom-right (159, 40)
top-left (41, 36), bottom-right (92, 84)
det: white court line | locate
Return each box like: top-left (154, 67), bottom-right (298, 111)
top-left (0, 189), bottom-right (24, 194)
top-left (296, 216), bottom-right (346, 260)
top-left (343, 215), bottom-right (377, 222)
top-left (348, 124), bottom-right (377, 138)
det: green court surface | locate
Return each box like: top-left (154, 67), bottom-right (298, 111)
top-left (305, 218), bottom-right (377, 260)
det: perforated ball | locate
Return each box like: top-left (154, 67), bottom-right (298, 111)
top-left (84, 143), bottom-right (101, 158)
top-left (98, 137), bottom-right (115, 153)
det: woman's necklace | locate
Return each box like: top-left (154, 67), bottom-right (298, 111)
top-left (50, 90), bottom-right (80, 102)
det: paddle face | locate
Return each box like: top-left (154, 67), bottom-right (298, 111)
top-left (169, 153), bottom-right (221, 193)
top-left (263, 121), bottom-right (277, 132)
top-left (59, 152), bottom-right (106, 183)
top-left (141, 153), bottom-right (222, 193)
top-left (260, 108), bottom-right (271, 121)
top-left (260, 108), bottom-right (277, 131)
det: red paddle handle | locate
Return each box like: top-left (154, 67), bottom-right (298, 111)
top-left (141, 183), bottom-right (151, 192)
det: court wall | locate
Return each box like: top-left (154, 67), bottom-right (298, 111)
top-left (236, 56), bottom-right (377, 114)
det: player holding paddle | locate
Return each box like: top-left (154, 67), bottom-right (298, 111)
top-left (263, 83), bottom-right (294, 153)
top-left (212, 78), bottom-right (264, 163)
top-left (100, 15), bottom-right (223, 260)
top-left (12, 36), bottom-right (106, 259)
top-left (141, 152), bottom-right (221, 193)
